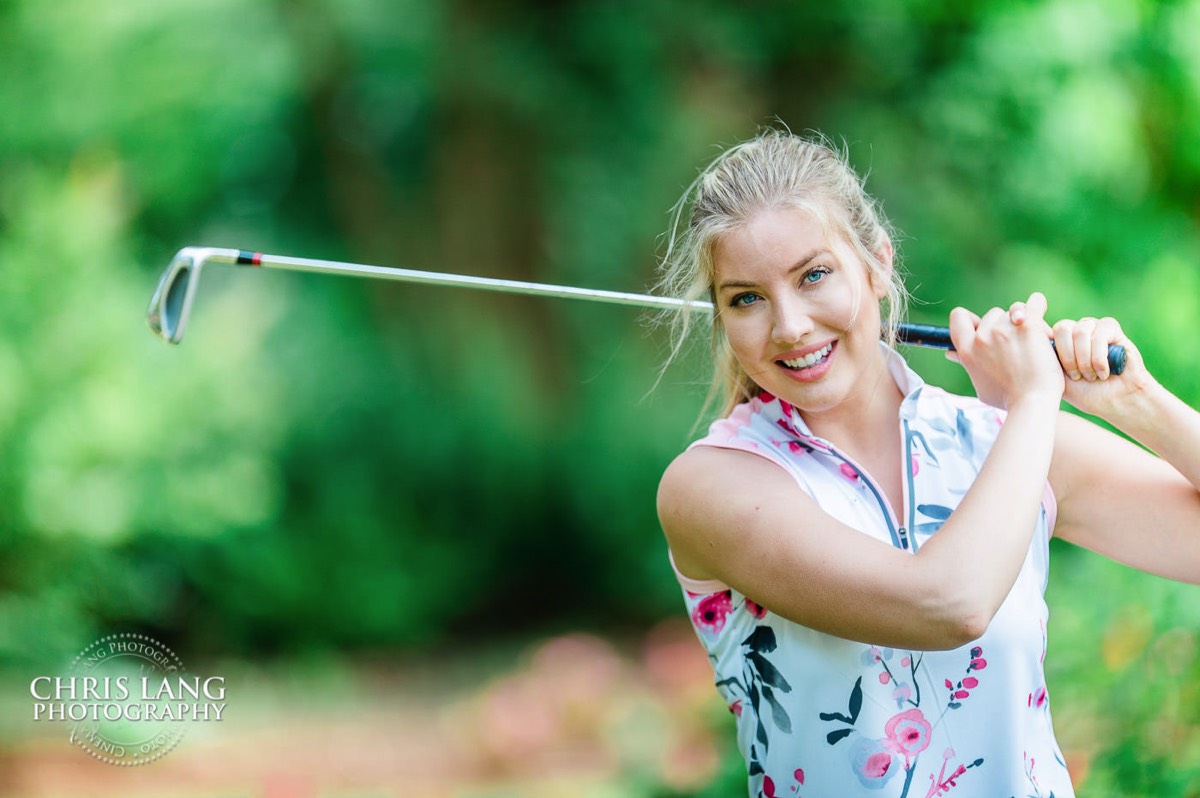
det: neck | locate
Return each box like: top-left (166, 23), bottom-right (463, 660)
top-left (801, 349), bottom-right (904, 454)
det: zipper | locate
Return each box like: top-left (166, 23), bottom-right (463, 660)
top-left (901, 418), bottom-right (918, 552)
top-left (810, 436), bottom-right (909, 551)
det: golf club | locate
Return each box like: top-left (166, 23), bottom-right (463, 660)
top-left (146, 246), bottom-right (1127, 375)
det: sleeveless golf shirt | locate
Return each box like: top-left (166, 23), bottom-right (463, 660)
top-left (672, 349), bottom-right (1074, 798)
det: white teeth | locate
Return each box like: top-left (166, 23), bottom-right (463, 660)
top-left (781, 343), bottom-right (832, 369)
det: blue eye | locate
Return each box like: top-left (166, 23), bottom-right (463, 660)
top-left (803, 267), bottom-right (831, 285)
top-left (730, 292), bottom-right (761, 308)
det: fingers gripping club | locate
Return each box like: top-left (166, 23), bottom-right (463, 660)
top-left (896, 323), bottom-right (1127, 376)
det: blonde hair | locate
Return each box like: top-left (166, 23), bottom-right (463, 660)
top-left (655, 129), bottom-right (908, 419)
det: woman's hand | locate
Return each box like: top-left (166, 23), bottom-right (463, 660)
top-left (1052, 316), bottom-right (1157, 422)
top-left (947, 292), bottom-right (1064, 410)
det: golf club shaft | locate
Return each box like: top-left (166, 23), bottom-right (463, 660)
top-left (227, 249), bottom-right (712, 310)
top-left (152, 247), bottom-right (1127, 374)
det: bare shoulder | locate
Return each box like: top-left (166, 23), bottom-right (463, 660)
top-left (657, 445), bottom-right (816, 581)
top-left (657, 445), bottom-right (802, 519)
top-left (659, 444), bottom-right (790, 493)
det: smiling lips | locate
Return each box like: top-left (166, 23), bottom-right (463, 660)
top-left (778, 341), bottom-right (834, 371)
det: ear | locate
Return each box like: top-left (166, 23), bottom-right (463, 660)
top-left (871, 235), bottom-right (894, 299)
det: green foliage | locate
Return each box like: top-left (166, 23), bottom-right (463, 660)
top-left (0, 0), bottom-right (1197, 793)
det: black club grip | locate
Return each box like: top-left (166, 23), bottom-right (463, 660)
top-left (896, 323), bottom-right (1127, 376)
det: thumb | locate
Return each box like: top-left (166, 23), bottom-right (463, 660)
top-left (948, 307), bottom-right (980, 353)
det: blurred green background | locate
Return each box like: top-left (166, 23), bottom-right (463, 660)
top-left (0, 0), bottom-right (1197, 795)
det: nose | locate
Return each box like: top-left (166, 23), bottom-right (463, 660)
top-left (771, 295), bottom-right (814, 344)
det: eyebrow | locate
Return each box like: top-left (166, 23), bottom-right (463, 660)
top-left (716, 248), bottom-right (827, 292)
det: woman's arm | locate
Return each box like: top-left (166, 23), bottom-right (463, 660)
top-left (1049, 317), bottom-right (1200, 583)
top-left (659, 294), bottom-right (1065, 651)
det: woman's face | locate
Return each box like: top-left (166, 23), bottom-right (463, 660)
top-left (712, 205), bottom-right (890, 418)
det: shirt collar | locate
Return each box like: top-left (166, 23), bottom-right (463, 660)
top-left (754, 343), bottom-right (925, 441)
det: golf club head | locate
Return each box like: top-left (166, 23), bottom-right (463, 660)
top-left (147, 247), bottom-right (208, 344)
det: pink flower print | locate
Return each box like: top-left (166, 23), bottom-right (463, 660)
top-left (794, 768), bottom-right (805, 785)
top-left (884, 708), bottom-right (932, 761)
top-left (730, 698), bottom-right (743, 717)
top-left (745, 598), bottom-right (768, 619)
top-left (911, 454), bottom-right (920, 476)
top-left (879, 671), bottom-right (891, 685)
top-left (692, 591), bottom-right (733, 634)
top-left (778, 398), bottom-right (795, 418)
top-left (759, 389), bottom-right (776, 403)
top-left (925, 748), bottom-right (985, 797)
top-left (1022, 751), bottom-right (1043, 795)
top-left (860, 646), bottom-right (894, 666)
top-left (946, 674), bottom-right (980, 707)
top-left (947, 646), bottom-right (986, 707)
top-left (771, 439), bottom-right (808, 456)
top-left (776, 418), bottom-right (800, 437)
top-left (1028, 685), bottom-right (1047, 708)
top-left (763, 774), bottom-right (778, 798)
top-left (839, 462), bottom-right (859, 482)
top-left (850, 736), bottom-right (898, 788)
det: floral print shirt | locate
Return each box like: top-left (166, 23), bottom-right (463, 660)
top-left (672, 348), bottom-right (1074, 798)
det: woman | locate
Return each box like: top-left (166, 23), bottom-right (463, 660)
top-left (655, 130), bottom-right (1200, 797)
